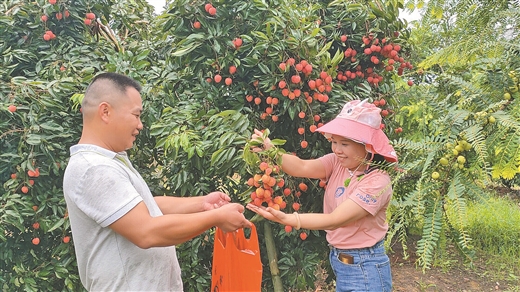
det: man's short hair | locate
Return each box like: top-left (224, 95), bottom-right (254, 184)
top-left (87, 72), bottom-right (142, 94)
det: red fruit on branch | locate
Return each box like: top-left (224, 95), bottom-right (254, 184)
top-left (291, 75), bottom-right (301, 84)
top-left (233, 38), bottom-right (242, 48)
top-left (308, 80), bottom-right (316, 90)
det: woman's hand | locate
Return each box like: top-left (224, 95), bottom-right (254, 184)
top-left (246, 203), bottom-right (288, 225)
top-left (250, 129), bottom-right (273, 152)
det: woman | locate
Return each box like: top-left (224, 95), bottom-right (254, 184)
top-left (246, 99), bottom-right (397, 292)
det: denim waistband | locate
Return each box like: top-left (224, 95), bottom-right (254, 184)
top-left (329, 238), bottom-right (385, 254)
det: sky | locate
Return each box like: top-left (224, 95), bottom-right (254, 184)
top-left (146, 0), bottom-right (422, 22)
top-left (147, 0), bottom-right (165, 13)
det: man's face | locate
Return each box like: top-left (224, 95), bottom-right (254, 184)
top-left (110, 87), bottom-right (143, 152)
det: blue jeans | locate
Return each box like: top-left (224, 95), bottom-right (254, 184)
top-left (329, 239), bottom-right (392, 292)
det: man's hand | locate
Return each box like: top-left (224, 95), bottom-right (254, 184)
top-left (202, 191), bottom-right (231, 211)
top-left (216, 203), bottom-right (252, 232)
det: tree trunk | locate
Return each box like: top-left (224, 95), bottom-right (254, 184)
top-left (264, 221), bottom-right (284, 292)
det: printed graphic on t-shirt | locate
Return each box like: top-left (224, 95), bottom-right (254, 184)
top-left (335, 187), bottom-right (345, 198)
top-left (355, 193), bottom-right (377, 205)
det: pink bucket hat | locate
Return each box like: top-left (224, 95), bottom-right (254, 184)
top-left (317, 99), bottom-right (398, 163)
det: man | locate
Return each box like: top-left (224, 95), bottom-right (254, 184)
top-left (63, 72), bottom-right (251, 291)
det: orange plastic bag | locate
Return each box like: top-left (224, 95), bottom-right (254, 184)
top-left (211, 224), bottom-right (262, 292)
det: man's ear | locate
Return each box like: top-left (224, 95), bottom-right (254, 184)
top-left (98, 102), bottom-right (111, 123)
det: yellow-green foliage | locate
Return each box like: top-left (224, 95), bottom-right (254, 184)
top-left (466, 196), bottom-right (520, 258)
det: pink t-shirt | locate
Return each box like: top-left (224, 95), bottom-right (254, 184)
top-left (319, 153), bottom-right (392, 249)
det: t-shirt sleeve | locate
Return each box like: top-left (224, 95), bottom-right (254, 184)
top-left (349, 172), bottom-right (392, 216)
top-left (318, 153), bottom-right (337, 180)
top-left (73, 164), bottom-right (143, 227)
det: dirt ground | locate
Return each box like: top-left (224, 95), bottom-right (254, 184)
top-left (389, 242), bottom-right (518, 292)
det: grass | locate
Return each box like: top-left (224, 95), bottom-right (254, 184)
top-left (466, 194), bottom-right (520, 282)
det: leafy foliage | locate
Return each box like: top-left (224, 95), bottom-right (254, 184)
top-left (7, 0), bottom-right (518, 290)
top-left (390, 0), bottom-right (520, 270)
top-left (1, 0), bottom-right (159, 290)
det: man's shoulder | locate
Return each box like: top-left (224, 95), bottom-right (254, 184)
top-left (65, 146), bottom-right (122, 180)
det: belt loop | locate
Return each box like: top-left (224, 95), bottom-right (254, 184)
top-left (369, 239), bottom-right (383, 254)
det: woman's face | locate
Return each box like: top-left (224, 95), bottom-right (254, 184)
top-left (330, 135), bottom-right (367, 170)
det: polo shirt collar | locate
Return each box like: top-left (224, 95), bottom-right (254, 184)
top-left (70, 144), bottom-right (127, 159)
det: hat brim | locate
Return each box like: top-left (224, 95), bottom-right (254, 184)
top-left (317, 118), bottom-right (398, 163)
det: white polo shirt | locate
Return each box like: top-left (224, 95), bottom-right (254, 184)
top-left (63, 144), bottom-right (182, 291)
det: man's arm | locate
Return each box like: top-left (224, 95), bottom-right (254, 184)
top-left (154, 196), bottom-right (205, 214)
top-left (109, 201), bottom-right (251, 248)
top-left (154, 192), bottom-right (231, 214)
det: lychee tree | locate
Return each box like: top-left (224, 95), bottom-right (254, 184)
top-left (152, 0), bottom-right (412, 290)
top-left (0, 0), bottom-right (159, 290)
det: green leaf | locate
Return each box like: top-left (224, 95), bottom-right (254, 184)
top-left (47, 218), bottom-right (65, 233)
top-left (26, 134), bottom-right (42, 145)
top-left (171, 43), bottom-right (202, 57)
